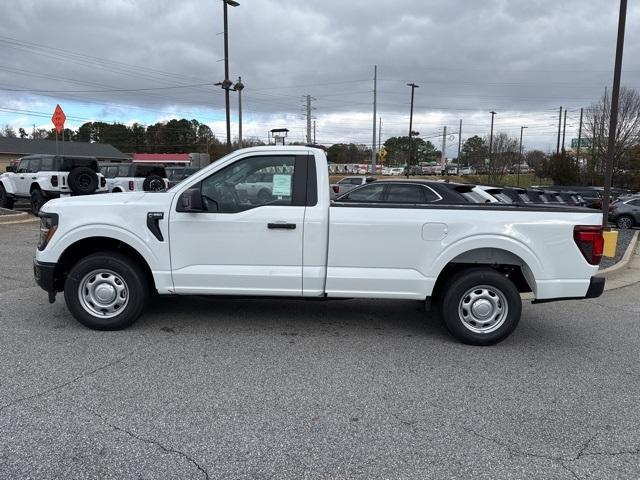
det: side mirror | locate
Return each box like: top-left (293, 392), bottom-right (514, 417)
top-left (6, 166), bottom-right (15, 173)
top-left (178, 188), bottom-right (205, 212)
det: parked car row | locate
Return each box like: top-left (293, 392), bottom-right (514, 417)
top-left (0, 155), bottom-right (202, 215)
top-left (332, 178), bottom-right (639, 228)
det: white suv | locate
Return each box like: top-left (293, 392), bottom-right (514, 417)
top-left (100, 163), bottom-right (168, 193)
top-left (0, 155), bottom-right (107, 214)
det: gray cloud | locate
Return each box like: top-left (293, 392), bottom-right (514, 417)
top-left (1, 0), bottom-right (639, 151)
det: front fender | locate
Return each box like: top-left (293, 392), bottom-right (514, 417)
top-left (39, 224), bottom-right (163, 272)
top-left (0, 176), bottom-right (17, 195)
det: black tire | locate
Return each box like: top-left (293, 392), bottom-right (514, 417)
top-left (143, 175), bottom-right (165, 192)
top-left (68, 167), bottom-right (98, 195)
top-left (440, 267), bottom-right (521, 346)
top-left (63, 252), bottom-right (149, 330)
top-left (0, 183), bottom-right (14, 209)
top-left (30, 188), bottom-right (46, 215)
top-left (616, 215), bottom-right (634, 230)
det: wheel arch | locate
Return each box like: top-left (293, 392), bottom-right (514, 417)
top-left (30, 182), bottom-right (41, 193)
top-left (53, 236), bottom-right (156, 293)
top-left (430, 240), bottom-right (542, 302)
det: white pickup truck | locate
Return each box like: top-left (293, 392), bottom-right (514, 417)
top-left (34, 146), bottom-right (605, 345)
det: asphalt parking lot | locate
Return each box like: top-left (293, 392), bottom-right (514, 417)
top-left (1, 222), bottom-right (639, 479)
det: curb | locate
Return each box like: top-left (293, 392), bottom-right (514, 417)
top-left (599, 230), bottom-right (639, 276)
top-left (0, 212), bottom-right (38, 225)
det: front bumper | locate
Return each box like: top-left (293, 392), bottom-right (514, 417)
top-left (532, 276), bottom-right (605, 304)
top-left (33, 258), bottom-right (59, 301)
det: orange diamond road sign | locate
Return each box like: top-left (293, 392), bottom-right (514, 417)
top-left (51, 104), bottom-right (66, 133)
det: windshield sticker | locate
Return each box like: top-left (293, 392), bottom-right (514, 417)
top-left (272, 174), bottom-right (292, 197)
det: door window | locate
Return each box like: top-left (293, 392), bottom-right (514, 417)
top-left (28, 158), bottom-right (42, 172)
top-left (18, 159), bottom-right (30, 173)
top-left (385, 184), bottom-right (427, 203)
top-left (40, 157), bottom-right (54, 171)
top-left (200, 155), bottom-right (297, 213)
top-left (118, 165), bottom-right (131, 177)
top-left (341, 183), bottom-right (385, 202)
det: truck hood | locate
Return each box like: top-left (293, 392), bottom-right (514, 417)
top-left (41, 191), bottom-right (174, 214)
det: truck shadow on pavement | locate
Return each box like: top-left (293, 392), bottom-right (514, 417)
top-left (138, 295), bottom-right (457, 343)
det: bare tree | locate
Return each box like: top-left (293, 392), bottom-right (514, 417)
top-left (585, 86), bottom-right (640, 176)
top-left (1, 124), bottom-right (17, 138)
top-left (484, 132), bottom-right (519, 184)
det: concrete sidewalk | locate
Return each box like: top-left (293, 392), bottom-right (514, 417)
top-left (599, 231), bottom-right (640, 291)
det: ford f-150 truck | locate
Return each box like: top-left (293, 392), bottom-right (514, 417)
top-left (33, 146), bottom-right (605, 345)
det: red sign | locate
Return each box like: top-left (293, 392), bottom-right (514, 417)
top-left (51, 104), bottom-right (66, 133)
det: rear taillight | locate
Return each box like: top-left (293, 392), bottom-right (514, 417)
top-left (573, 225), bottom-right (604, 265)
top-left (332, 185), bottom-right (339, 194)
top-left (128, 180), bottom-right (134, 191)
top-left (51, 175), bottom-right (58, 187)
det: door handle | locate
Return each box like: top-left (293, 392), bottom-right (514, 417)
top-left (267, 222), bottom-right (296, 230)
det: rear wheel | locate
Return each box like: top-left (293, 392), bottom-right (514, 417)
top-left (440, 267), bottom-right (521, 346)
top-left (30, 188), bottom-right (45, 215)
top-left (0, 183), bottom-right (14, 209)
top-left (64, 252), bottom-right (149, 330)
top-left (616, 215), bottom-right (634, 230)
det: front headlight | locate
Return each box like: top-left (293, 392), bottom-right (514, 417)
top-left (38, 213), bottom-right (59, 251)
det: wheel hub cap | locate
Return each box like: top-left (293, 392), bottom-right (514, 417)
top-left (78, 269), bottom-right (129, 318)
top-left (471, 298), bottom-right (493, 318)
top-left (458, 285), bottom-right (509, 334)
top-left (94, 283), bottom-right (117, 303)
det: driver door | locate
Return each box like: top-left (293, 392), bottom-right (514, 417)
top-left (169, 154), bottom-right (306, 296)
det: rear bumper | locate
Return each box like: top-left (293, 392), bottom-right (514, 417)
top-left (585, 276), bottom-right (605, 298)
top-left (532, 276), bottom-right (605, 304)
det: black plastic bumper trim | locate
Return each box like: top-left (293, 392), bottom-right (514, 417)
top-left (33, 258), bottom-right (57, 293)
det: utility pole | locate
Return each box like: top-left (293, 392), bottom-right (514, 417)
top-left (602, 0), bottom-right (628, 227)
top-left (457, 119), bottom-right (462, 175)
top-left (378, 117), bottom-right (382, 155)
top-left (217, 0), bottom-right (239, 152)
top-left (234, 76), bottom-right (244, 148)
top-left (556, 106), bottom-right (563, 155)
top-left (488, 111), bottom-right (496, 180)
top-left (576, 107), bottom-right (583, 167)
top-left (518, 126), bottom-right (528, 187)
top-left (441, 126), bottom-right (447, 166)
top-left (562, 109), bottom-right (567, 155)
top-left (313, 120), bottom-right (316, 144)
top-left (407, 83), bottom-right (419, 167)
top-left (306, 95), bottom-right (311, 144)
top-left (371, 65), bottom-right (377, 171)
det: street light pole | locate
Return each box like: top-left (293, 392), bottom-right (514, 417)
top-left (518, 125), bottom-right (528, 187)
top-left (220, 0), bottom-right (239, 152)
top-left (407, 83), bottom-right (419, 169)
top-left (602, 0), bottom-right (628, 227)
top-left (234, 76), bottom-right (244, 148)
top-left (488, 111), bottom-right (496, 182)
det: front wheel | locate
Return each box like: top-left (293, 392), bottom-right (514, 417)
top-left (440, 268), bottom-right (522, 346)
top-left (64, 252), bottom-right (149, 330)
top-left (0, 183), bottom-right (14, 209)
top-left (30, 189), bottom-right (46, 215)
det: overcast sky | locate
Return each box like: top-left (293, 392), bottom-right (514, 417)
top-left (1, 0), bottom-right (639, 156)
